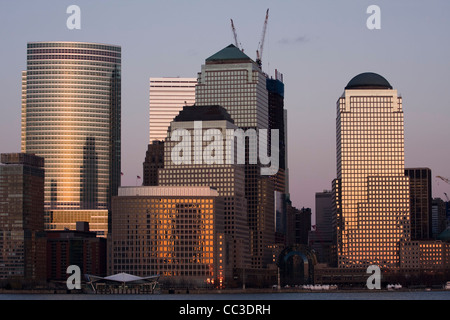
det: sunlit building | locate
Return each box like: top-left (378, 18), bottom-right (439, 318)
top-left (195, 44), bottom-right (274, 269)
top-left (333, 72), bottom-right (411, 269)
top-left (158, 105), bottom-right (251, 280)
top-left (110, 186), bottom-right (228, 288)
top-left (21, 41), bottom-right (121, 237)
top-left (149, 77), bottom-right (196, 142)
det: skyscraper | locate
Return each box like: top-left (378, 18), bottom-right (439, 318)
top-left (149, 77), bottom-right (196, 142)
top-left (0, 153), bottom-right (46, 282)
top-left (333, 72), bottom-right (410, 269)
top-left (405, 168), bottom-right (432, 240)
top-left (195, 44), bottom-right (274, 269)
top-left (21, 41), bottom-right (121, 236)
top-left (158, 105), bottom-right (251, 278)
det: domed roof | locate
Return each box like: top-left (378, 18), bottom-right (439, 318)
top-left (345, 72), bottom-right (392, 90)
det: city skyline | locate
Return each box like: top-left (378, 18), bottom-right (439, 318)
top-left (1, 1), bottom-right (450, 217)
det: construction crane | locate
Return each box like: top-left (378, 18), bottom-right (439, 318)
top-left (436, 176), bottom-right (450, 201)
top-left (256, 8), bottom-right (269, 68)
top-left (230, 19), bottom-right (243, 51)
top-left (437, 176), bottom-right (450, 184)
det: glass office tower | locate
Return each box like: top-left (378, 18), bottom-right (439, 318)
top-left (21, 41), bottom-right (121, 236)
top-left (334, 72), bottom-right (410, 269)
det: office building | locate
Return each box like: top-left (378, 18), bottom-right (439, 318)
top-left (0, 153), bottom-right (46, 282)
top-left (143, 140), bottom-right (164, 186)
top-left (405, 168), bottom-right (432, 240)
top-left (149, 77), bottom-right (196, 142)
top-left (267, 74), bottom-right (288, 194)
top-left (110, 186), bottom-right (228, 288)
top-left (158, 105), bottom-right (251, 277)
top-left (333, 72), bottom-right (411, 269)
top-left (309, 191), bottom-right (334, 265)
top-left (195, 44), bottom-right (274, 269)
top-left (432, 198), bottom-right (448, 238)
top-left (46, 222), bottom-right (106, 281)
top-left (21, 41), bottom-right (121, 236)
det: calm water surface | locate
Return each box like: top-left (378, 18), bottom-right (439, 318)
top-left (1, 290), bottom-right (449, 300)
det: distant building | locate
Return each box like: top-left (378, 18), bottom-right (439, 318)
top-left (46, 222), bottom-right (107, 281)
top-left (143, 140), bottom-right (164, 186)
top-left (110, 186), bottom-right (228, 288)
top-left (405, 168), bottom-right (432, 240)
top-left (309, 191), bottom-right (334, 265)
top-left (432, 198), bottom-right (448, 238)
top-left (0, 153), bottom-right (46, 282)
top-left (149, 77), bottom-right (196, 142)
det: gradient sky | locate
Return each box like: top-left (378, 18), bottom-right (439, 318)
top-left (1, 1), bottom-right (449, 219)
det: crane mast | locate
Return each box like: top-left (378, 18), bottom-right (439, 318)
top-left (230, 19), bottom-right (242, 51)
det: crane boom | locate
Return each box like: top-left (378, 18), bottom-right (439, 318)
top-left (230, 19), bottom-right (239, 48)
top-left (256, 8), bottom-right (269, 68)
top-left (437, 176), bottom-right (450, 184)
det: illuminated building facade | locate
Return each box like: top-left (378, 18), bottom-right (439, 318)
top-left (21, 41), bottom-right (121, 236)
top-left (333, 72), bottom-right (411, 269)
top-left (158, 105), bottom-right (251, 277)
top-left (149, 77), bottom-right (196, 142)
top-left (195, 44), bottom-right (274, 269)
top-left (0, 153), bottom-right (46, 281)
top-left (110, 186), bottom-right (228, 288)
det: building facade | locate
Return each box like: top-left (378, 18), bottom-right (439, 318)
top-left (333, 72), bottom-right (411, 269)
top-left (195, 44), bottom-right (274, 269)
top-left (0, 153), bottom-right (46, 282)
top-left (149, 77), bottom-right (196, 142)
top-left (143, 140), bottom-right (164, 186)
top-left (46, 222), bottom-right (107, 281)
top-left (158, 105), bottom-right (251, 278)
top-left (110, 186), bottom-right (228, 288)
top-left (405, 168), bottom-right (432, 240)
top-left (21, 41), bottom-right (121, 236)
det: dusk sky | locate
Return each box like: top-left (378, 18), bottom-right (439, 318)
top-left (1, 0), bottom-right (450, 217)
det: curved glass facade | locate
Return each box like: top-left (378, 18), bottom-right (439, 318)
top-left (21, 42), bottom-right (121, 236)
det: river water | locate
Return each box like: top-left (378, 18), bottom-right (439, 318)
top-left (1, 290), bottom-right (449, 300)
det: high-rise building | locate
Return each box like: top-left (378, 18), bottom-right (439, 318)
top-left (158, 105), bottom-right (251, 278)
top-left (267, 74), bottom-right (288, 194)
top-left (110, 186), bottom-right (227, 288)
top-left (195, 44), bottom-right (274, 269)
top-left (0, 153), bottom-right (46, 282)
top-left (143, 140), bottom-right (164, 186)
top-left (405, 168), bottom-right (432, 240)
top-left (333, 72), bottom-right (411, 269)
top-left (309, 191), bottom-right (334, 265)
top-left (21, 41), bottom-right (121, 237)
top-left (149, 77), bottom-right (196, 142)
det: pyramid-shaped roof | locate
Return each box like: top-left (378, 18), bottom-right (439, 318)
top-left (206, 44), bottom-right (253, 63)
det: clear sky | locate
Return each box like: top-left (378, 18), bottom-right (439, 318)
top-left (1, 0), bottom-right (450, 217)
